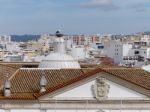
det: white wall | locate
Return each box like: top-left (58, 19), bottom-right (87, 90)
top-left (0, 109), bottom-right (148, 112)
top-left (47, 110), bottom-right (150, 112)
top-left (66, 39), bottom-right (72, 49)
top-left (53, 79), bottom-right (146, 99)
top-left (6, 43), bottom-right (21, 52)
top-left (71, 47), bottom-right (86, 60)
top-left (147, 48), bottom-right (150, 59)
top-left (122, 44), bottom-right (132, 56)
top-left (106, 41), bottom-right (123, 64)
top-left (11, 110), bottom-right (40, 112)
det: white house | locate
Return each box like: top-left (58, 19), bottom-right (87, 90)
top-left (122, 47), bottom-right (150, 67)
top-left (106, 40), bottom-right (132, 64)
top-left (71, 46), bottom-right (86, 60)
top-left (129, 47), bottom-right (150, 59)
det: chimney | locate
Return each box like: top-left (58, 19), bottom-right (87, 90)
top-left (3, 79), bottom-right (11, 97)
top-left (40, 75), bottom-right (47, 93)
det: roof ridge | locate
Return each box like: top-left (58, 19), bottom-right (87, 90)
top-left (8, 69), bottom-right (20, 80)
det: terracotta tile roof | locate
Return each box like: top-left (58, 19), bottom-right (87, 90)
top-left (0, 62), bottom-right (39, 69)
top-left (35, 67), bottom-right (150, 97)
top-left (81, 68), bottom-right (95, 73)
top-left (6, 68), bottom-right (89, 99)
top-left (80, 64), bottom-right (98, 68)
top-left (35, 68), bottom-right (102, 97)
top-left (10, 69), bottom-right (84, 93)
top-left (0, 65), bottom-right (149, 100)
top-left (0, 64), bottom-right (18, 87)
top-left (0, 93), bottom-right (36, 100)
top-left (0, 64), bottom-right (23, 69)
top-left (102, 68), bottom-right (150, 90)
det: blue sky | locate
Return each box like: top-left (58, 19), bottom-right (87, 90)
top-left (0, 0), bottom-right (150, 35)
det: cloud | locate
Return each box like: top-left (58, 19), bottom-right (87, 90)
top-left (0, 0), bottom-right (55, 15)
top-left (123, 0), bottom-right (150, 13)
top-left (130, 3), bottom-right (147, 13)
top-left (81, 0), bottom-right (119, 11)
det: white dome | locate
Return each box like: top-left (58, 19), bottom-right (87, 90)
top-left (39, 53), bottom-right (81, 69)
top-left (142, 65), bottom-right (150, 72)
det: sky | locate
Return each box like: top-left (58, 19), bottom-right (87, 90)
top-left (0, 0), bottom-right (150, 35)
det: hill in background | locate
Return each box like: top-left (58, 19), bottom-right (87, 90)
top-left (11, 35), bottom-right (40, 42)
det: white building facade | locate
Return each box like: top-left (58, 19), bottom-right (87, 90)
top-left (106, 41), bottom-right (132, 64)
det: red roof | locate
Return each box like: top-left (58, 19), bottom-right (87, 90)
top-left (0, 63), bottom-right (149, 100)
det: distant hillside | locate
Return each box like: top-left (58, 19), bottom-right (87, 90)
top-left (11, 35), bottom-right (40, 42)
top-left (143, 32), bottom-right (150, 35)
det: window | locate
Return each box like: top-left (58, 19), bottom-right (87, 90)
top-left (98, 46), bottom-right (104, 49)
top-left (134, 51), bottom-right (139, 54)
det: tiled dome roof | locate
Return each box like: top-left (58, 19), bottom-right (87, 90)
top-left (39, 53), bottom-right (81, 69)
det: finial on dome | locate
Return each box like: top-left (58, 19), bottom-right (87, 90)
top-left (55, 30), bottom-right (63, 37)
top-left (39, 72), bottom-right (47, 93)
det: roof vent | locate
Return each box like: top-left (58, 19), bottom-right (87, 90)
top-left (40, 74), bottom-right (47, 93)
top-left (3, 79), bottom-right (11, 97)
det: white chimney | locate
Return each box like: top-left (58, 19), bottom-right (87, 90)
top-left (3, 79), bottom-right (11, 97)
top-left (40, 75), bottom-right (47, 93)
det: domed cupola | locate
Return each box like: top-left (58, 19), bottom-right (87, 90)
top-left (53, 30), bottom-right (65, 54)
top-left (39, 31), bottom-right (81, 69)
top-left (55, 30), bottom-right (63, 37)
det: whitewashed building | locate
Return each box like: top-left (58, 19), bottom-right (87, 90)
top-left (106, 41), bottom-right (132, 64)
top-left (128, 47), bottom-right (150, 59)
top-left (0, 32), bottom-right (150, 112)
top-left (0, 35), bottom-right (11, 44)
top-left (71, 46), bottom-right (86, 60)
top-left (122, 47), bottom-right (150, 67)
